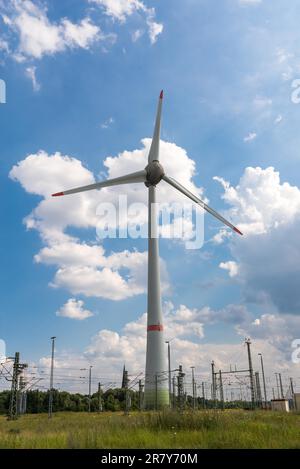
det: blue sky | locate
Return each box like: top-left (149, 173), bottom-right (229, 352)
top-left (1, 0), bottom-right (300, 394)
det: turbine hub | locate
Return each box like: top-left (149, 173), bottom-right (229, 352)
top-left (144, 160), bottom-right (165, 187)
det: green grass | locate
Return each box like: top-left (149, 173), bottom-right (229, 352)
top-left (0, 410), bottom-right (300, 448)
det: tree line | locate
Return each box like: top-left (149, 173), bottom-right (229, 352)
top-left (0, 388), bottom-right (141, 414)
top-left (0, 387), bottom-right (254, 414)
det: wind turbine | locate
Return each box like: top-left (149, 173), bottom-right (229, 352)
top-left (52, 91), bottom-right (242, 409)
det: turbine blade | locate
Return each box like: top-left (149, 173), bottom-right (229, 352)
top-left (163, 175), bottom-right (243, 235)
top-left (148, 90), bottom-right (163, 163)
top-left (52, 170), bottom-right (147, 197)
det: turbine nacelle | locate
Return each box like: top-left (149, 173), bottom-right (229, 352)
top-left (144, 160), bottom-right (165, 187)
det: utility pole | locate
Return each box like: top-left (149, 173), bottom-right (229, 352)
top-left (245, 338), bottom-right (255, 407)
top-left (191, 367), bottom-right (196, 410)
top-left (123, 369), bottom-right (129, 414)
top-left (219, 370), bottom-right (224, 409)
top-left (97, 382), bottom-right (102, 412)
top-left (165, 341), bottom-right (172, 408)
top-left (290, 378), bottom-right (295, 409)
top-left (121, 364), bottom-right (126, 388)
top-left (48, 336), bottom-right (56, 419)
top-left (290, 377), bottom-right (295, 396)
top-left (138, 379), bottom-right (144, 411)
top-left (88, 365), bottom-right (93, 412)
top-left (211, 361), bottom-right (216, 406)
top-left (275, 373), bottom-right (280, 398)
top-left (255, 372), bottom-right (262, 406)
top-left (278, 373), bottom-right (284, 399)
top-left (258, 353), bottom-right (267, 406)
top-left (202, 382), bottom-right (206, 409)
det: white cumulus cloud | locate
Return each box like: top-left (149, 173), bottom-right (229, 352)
top-left (214, 166), bottom-right (300, 314)
top-left (219, 261), bottom-right (239, 278)
top-left (146, 9), bottom-right (163, 44)
top-left (89, 0), bottom-right (163, 44)
top-left (1, 0), bottom-right (101, 60)
top-left (56, 298), bottom-right (94, 320)
top-left (90, 0), bottom-right (145, 22)
top-left (9, 139), bottom-right (204, 300)
top-left (37, 303), bottom-right (299, 394)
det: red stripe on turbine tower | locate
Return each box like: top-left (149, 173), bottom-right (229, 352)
top-left (160, 90), bottom-right (163, 99)
top-left (147, 324), bottom-right (164, 331)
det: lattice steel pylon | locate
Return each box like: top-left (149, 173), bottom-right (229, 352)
top-left (177, 365), bottom-right (185, 411)
top-left (7, 352), bottom-right (27, 420)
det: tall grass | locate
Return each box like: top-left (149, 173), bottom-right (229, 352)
top-left (0, 410), bottom-right (299, 449)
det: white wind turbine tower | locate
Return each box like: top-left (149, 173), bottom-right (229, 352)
top-left (52, 91), bottom-right (242, 409)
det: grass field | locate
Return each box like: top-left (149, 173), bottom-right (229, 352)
top-left (0, 410), bottom-right (300, 449)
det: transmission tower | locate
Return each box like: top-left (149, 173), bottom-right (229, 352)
top-left (172, 376), bottom-right (176, 409)
top-left (177, 365), bottom-right (185, 411)
top-left (8, 352), bottom-right (27, 420)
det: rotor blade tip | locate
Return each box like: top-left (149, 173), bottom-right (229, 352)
top-left (160, 90), bottom-right (163, 99)
top-left (234, 227), bottom-right (243, 236)
top-left (52, 192), bottom-right (64, 197)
